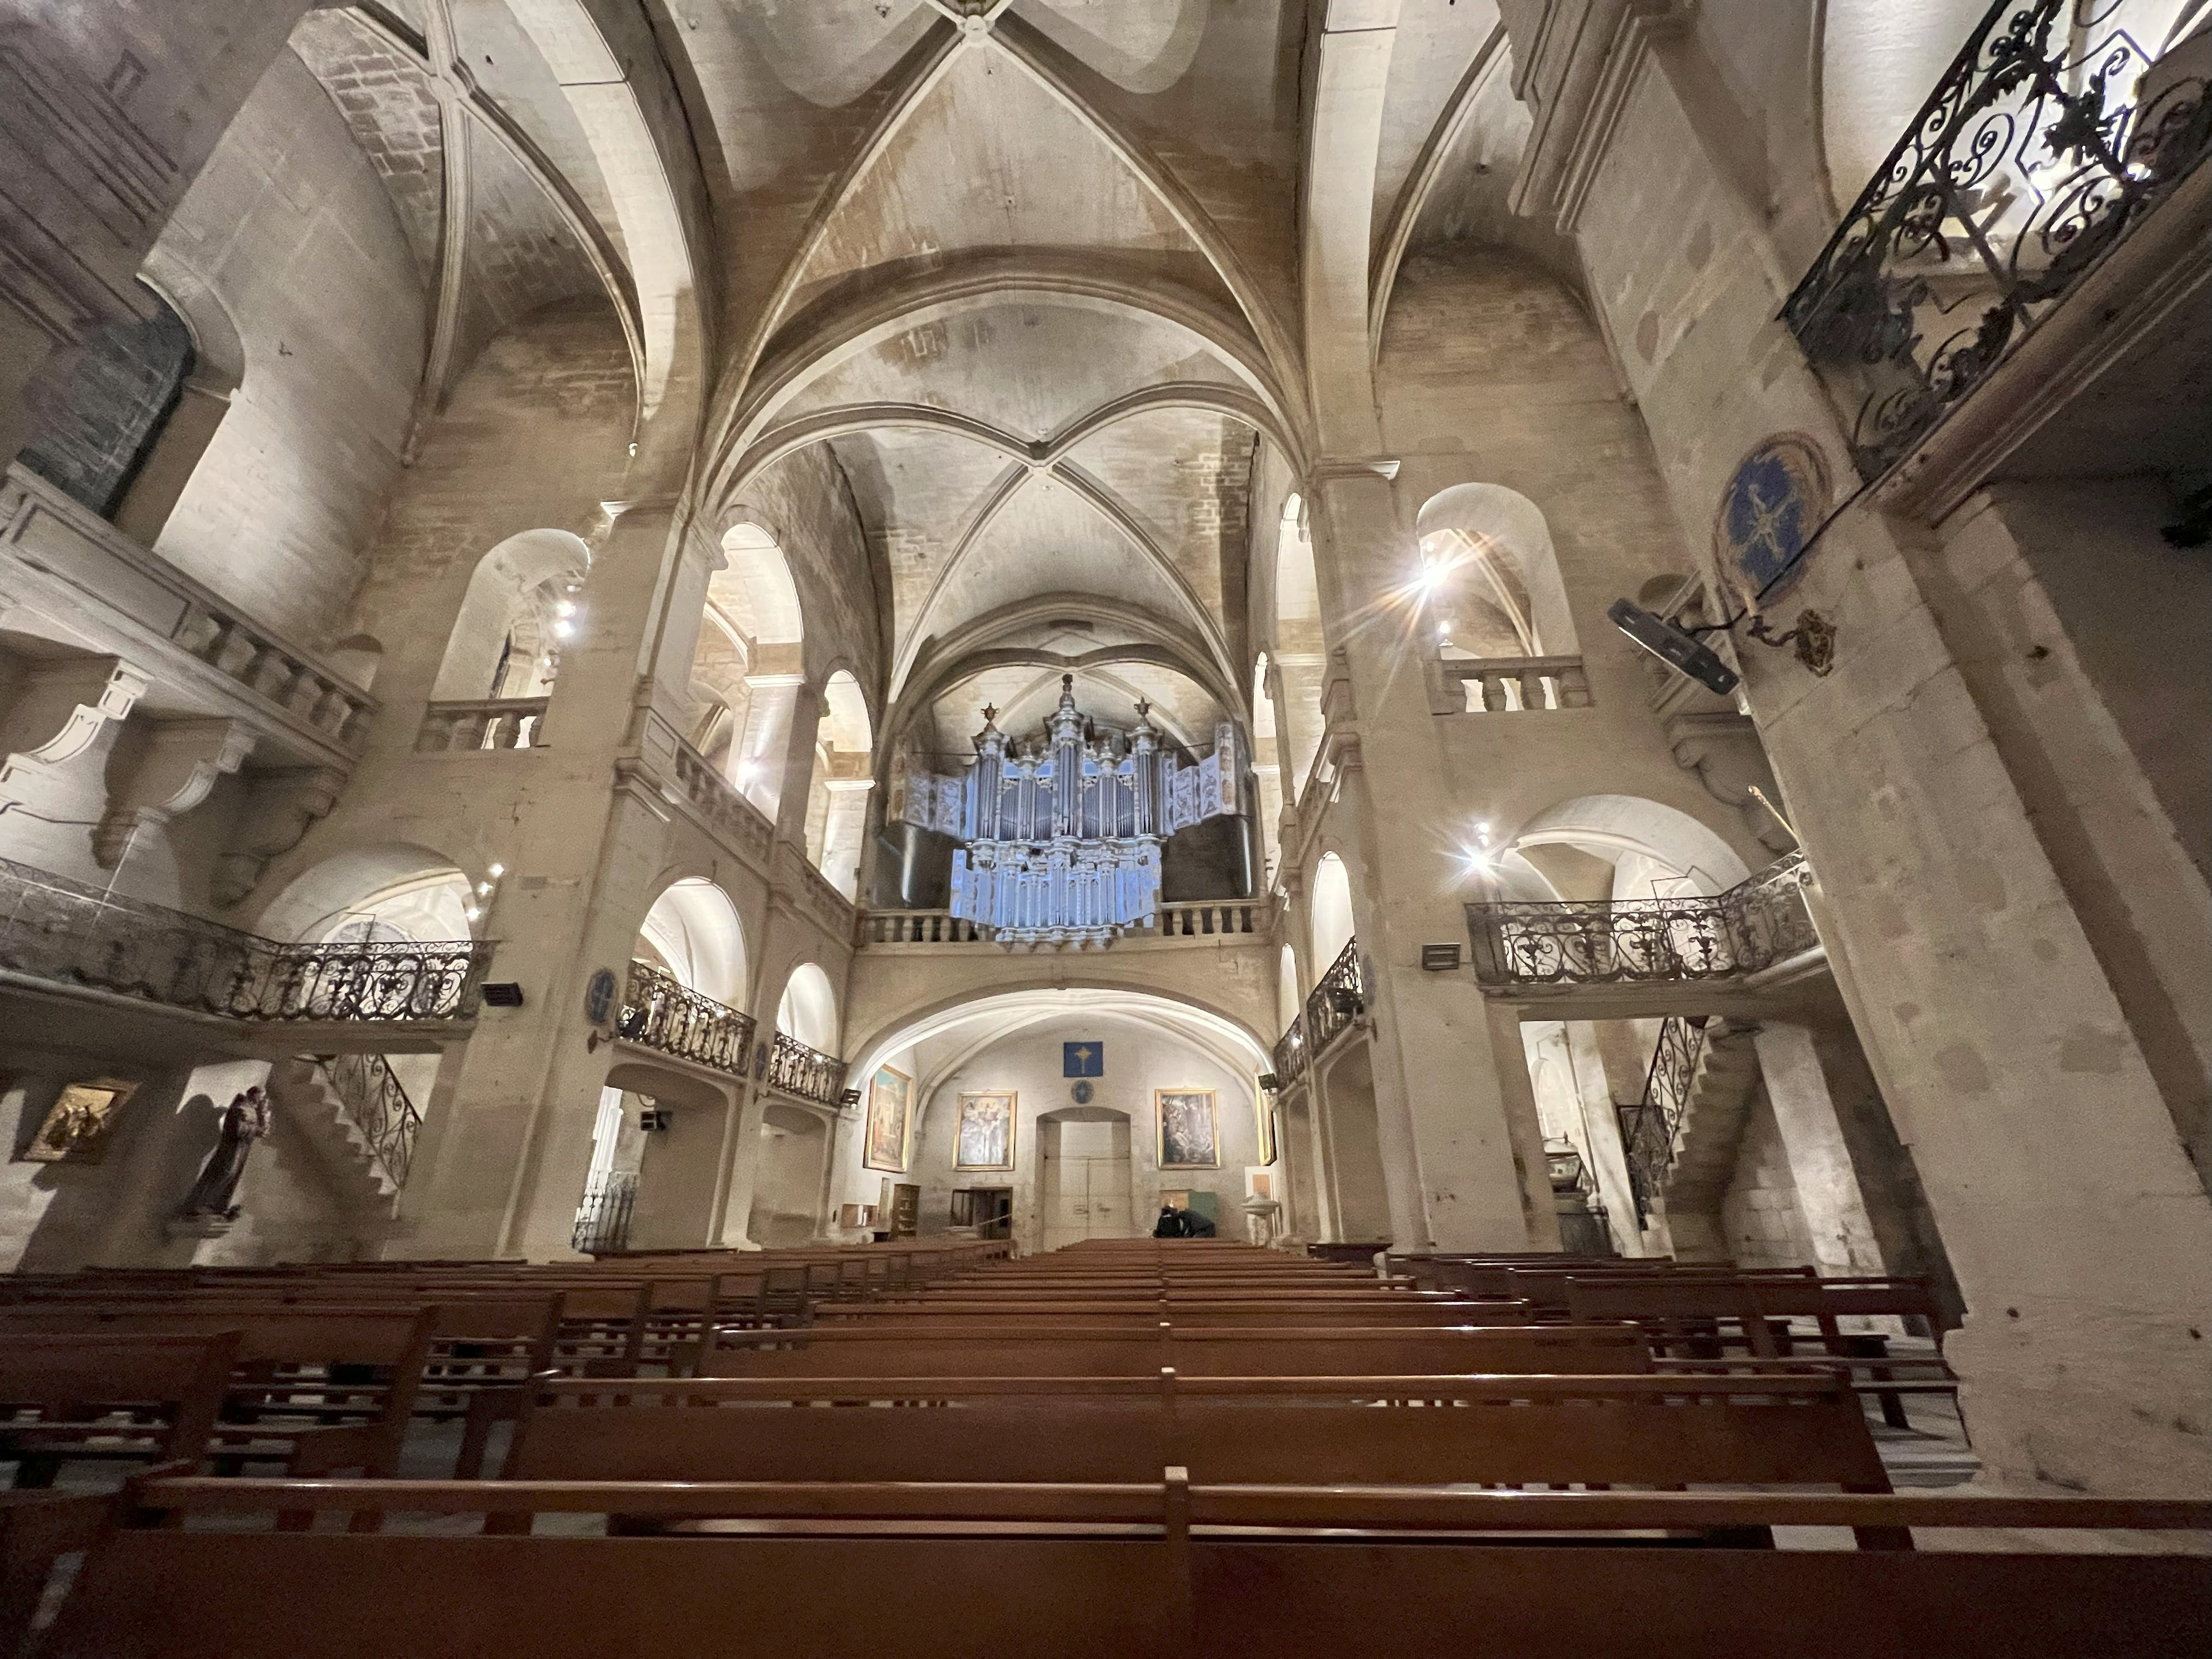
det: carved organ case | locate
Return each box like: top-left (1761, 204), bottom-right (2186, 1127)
top-left (891, 677), bottom-right (1244, 945)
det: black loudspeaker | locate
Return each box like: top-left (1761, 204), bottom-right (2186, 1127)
top-left (1607, 599), bottom-right (1740, 695)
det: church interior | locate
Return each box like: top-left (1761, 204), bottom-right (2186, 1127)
top-left (0, 0), bottom-right (2208, 1650)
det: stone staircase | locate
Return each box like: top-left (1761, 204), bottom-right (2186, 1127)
top-left (1646, 1021), bottom-right (1762, 1260)
top-left (266, 1056), bottom-right (405, 1224)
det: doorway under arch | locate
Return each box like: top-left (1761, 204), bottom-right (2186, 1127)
top-left (1037, 1105), bottom-right (1136, 1251)
top-left (1319, 1040), bottom-right (1392, 1244)
top-left (777, 963), bottom-right (840, 1053)
top-left (1310, 851), bottom-right (1354, 970)
top-left (749, 1102), bottom-right (831, 1247)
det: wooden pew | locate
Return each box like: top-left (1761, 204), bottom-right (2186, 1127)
top-left (0, 1305), bottom-right (437, 1479)
top-left (801, 1297), bottom-right (1522, 1329)
top-left (1566, 1274), bottom-right (1955, 1425)
top-left (498, 1373), bottom-right (1892, 1511)
top-left (702, 1323), bottom-right (1647, 1378)
top-left (42, 1476), bottom-right (2207, 1659)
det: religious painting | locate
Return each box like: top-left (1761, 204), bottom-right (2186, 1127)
top-left (955, 1091), bottom-right (1017, 1171)
top-left (862, 1066), bottom-right (912, 1173)
top-left (19, 1078), bottom-right (138, 1164)
top-left (1156, 1088), bottom-right (1219, 1170)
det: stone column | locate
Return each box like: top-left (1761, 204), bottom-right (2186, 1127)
top-left (1308, 469), bottom-right (1552, 1251)
top-left (1750, 1022), bottom-right (1885, 1278)
top-left (772, 680), bottom-right (825, 849)
top-left (732, 657), bottom-right (804, 817)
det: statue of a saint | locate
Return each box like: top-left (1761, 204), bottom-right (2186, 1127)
top-left (180, 1086), bottom-right (272, 1219)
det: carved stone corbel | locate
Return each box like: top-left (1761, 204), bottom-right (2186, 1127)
top-left (0, 653), bottom-right (149, 806)
top-left (210, 764), bottom-right (344, 907)
top-left (1665, 710), bottom-right (1796, 854)
top-left (94, 715), bottom-right (257, 866)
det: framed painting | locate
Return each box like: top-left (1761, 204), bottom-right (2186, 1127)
top-left (19, 1078), bottom-right (138, 1164)
top-left (862, 1066), bottom-right (912, 1173)
top-left (1156, 1087), bottom-right (1219, 1170)
top-left (955, 1090), bottom-right (1017, 1171)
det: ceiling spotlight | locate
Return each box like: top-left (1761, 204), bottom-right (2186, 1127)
top-left (488, 863), bottom-right (505, 878)
top-left (1608, 599), bottom-right (1739, 695)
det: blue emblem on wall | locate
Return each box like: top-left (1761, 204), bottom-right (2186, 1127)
top-left (1064, 1041), bottom-right (1104, 1078)
top-left (583, 967), bottom-right (618, 1028)
top-left (1715, 435), bottom-right (1830, 612)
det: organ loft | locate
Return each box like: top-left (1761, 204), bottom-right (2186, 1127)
top-left (0, 1), bottom-right (2205, 1653)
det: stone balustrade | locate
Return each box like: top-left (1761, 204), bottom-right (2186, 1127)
top-left (666, 735), bottom-right (775, 863)
top-left (415, 698), bottom-right (549, 752)
top-left (858, 898), bottom-right (1270, 947)
top-left (2, 464), bottom-right (376, 763)
top-left (1434, 654), bottom-right (1592, 714)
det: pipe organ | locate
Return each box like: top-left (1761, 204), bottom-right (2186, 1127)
top-left (891, 677), bottom-right (1244, 945)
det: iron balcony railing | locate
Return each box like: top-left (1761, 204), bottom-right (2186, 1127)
top-left (312, 1051), bottom-right (423, 1191)
top-left (1615, 1015), bottom-right (1708, 1229)
top-left (0, 855), bottom-right (493, 1022)
top-left (1783, 0), bottom-right (2211, 479)
top-left (615, 959), bottom-right (756, 1077)
top-left (1270, 936), bottom-right (1366, 1088)
top-left (1464, 853), bottom-right (1820, 991)
top-left (571, 1168), bottom-right (638, 1256)
top-left (767, 1031), bottom-right (848, 1109)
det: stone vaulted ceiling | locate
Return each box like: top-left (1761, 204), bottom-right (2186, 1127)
top-left (672, 0), bottom-right (1308, 755)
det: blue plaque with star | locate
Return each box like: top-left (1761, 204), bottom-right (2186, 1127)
top-left (1715, 435), bottom-right (1829, 611)
top-left (1063, 1041), bottom-right (1104, 1078)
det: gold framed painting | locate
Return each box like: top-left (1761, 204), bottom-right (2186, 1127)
top-left (1156, 1087), bottom-right (1219, 1170)
top-left (954, 1090), bottom-right (1017, 1171)
top-left (862, 1065), bottom-right (912, 1173)
top-left (19, 1077), bottom-right (138, 1164)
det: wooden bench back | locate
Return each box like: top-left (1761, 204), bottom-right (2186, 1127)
top-left (702, 1323), bottom-right (1641, 1378)
top-left (0, 1332), bottom-right (238, 1469)
top-left (502, 1373), bottom-right (1885, 1491)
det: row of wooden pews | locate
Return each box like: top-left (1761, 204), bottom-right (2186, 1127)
top-left (4, 1238), bottom-right (2206, 1657)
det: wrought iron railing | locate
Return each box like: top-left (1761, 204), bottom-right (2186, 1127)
top-left (571, 1168), bottom-right (637, 1255)
top-left (614, 959), bottom-right (756, 1077)
top-left (1615, 1015), bottom-right (1708, 1228)
top-left (1465, 852), bottom-right (1819, 990)
top-left (767, 1031), bottom-right (847, 1108)
top-left (1784, 0), bottom-right (2211, 478)
top-left (1271, 936), bottom-right (1366, 1087)
top-left (313, 1051), bottom-right (423, 1191)
top-left (0, 855), bottom-right (494, 1021)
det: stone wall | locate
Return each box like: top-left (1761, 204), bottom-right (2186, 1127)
top-left (1717, 1085), bottom-right (1816, 1271)
top-left (147, 46), bottom-right (427, 649)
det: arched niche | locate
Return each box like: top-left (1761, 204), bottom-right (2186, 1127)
top-left (1414, 483), bottom-right (1578, 658)
top-left (1271, 493), bottom-right (1327, 793)
top-left (254, 843), bottom-right (476, 944)
top-left (1508, 793), bottom-right (1752, 900)
top-left (1310, 851), bottom-right (1355, 971)
top-left (805, 669), bottom-right (874, 899)
top-left (431, 529), bottom-right (592, 703)
top-left (777, 962), bottom-right (840, 1054)
top-left (1278, 944), bottom-right (1301, 1032)
top-left (635, 877), bottom-right (748, 1007)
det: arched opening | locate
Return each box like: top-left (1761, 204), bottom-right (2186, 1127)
top-left (777, 963), bottom-right (840, 1054)
top-left (836, 987), bottom-right (1274, 1253)
top-left (254, 845), bottom-right (478, 1187)
top-left (1250, 652), bottom-right (1285, 885)
top-left (1415, 483), bottom-right (1579, 671)
top-left (1277, 944), bottom-right (1301, 1033)
top-left (15, 282), bottom-right (197, 520)
top-left (431, 529), bottom-right (592, 707)
top-left (805, 670), bottom-right (874, 900)
top-left (1319, 1040), bottom-right (1392, 1244)
top-left (749, 1101), bottom-right (831, 1247)
top-left (1505, 794), bottom-right (1752, 902)
top-left (1272, 493), bottom-right (1327, 793)
top-left (697, 521), bottom-right (805, 816)
top-left (634, 877), bottom-right (748, 1006)
top-left (1310, 851), bottom-right (1355, 972)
